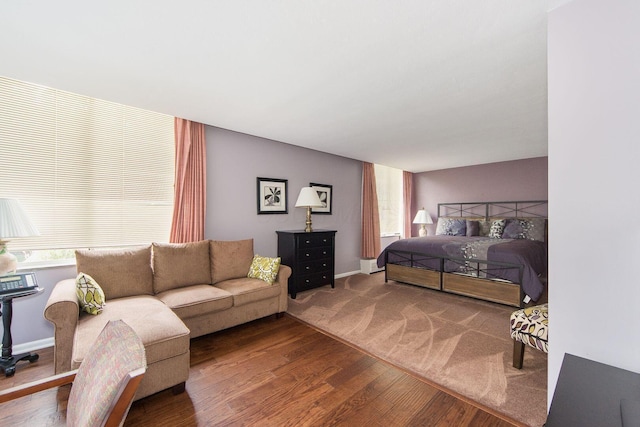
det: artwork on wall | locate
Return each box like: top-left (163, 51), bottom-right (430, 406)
top-left (257, 177), bottom-right (288, 214)
top-left (310, 183), bottom-right (332, 214)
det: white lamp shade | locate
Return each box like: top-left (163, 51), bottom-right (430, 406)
top-left (412, 209), bottom-right (433, 225)
top-left (0, 198), bottom-right (40, 239)
top-left (295, 187), bottom-right (324, 208)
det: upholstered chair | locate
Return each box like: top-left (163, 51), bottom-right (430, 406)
top-left (0, 319), bottom-right (146, 426)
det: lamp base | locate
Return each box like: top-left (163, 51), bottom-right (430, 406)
top-left (0, 242), bottom-right (17, 275)
top-left (418, 225), bottom-right (427, 237)
top-left (304, 207), bottom-right (313, 232)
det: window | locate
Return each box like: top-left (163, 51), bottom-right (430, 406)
top-left (374, 164), bottom-right (403, 236)
top-left (0, 77), bottom-right (175, 260)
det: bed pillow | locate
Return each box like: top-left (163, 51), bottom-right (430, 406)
top-left (435, 218), bottom-right (467, 236)
top-left (466, 220), bottom-right (480, 237)
top-left (488, 219), bottom-right (506, 238)
top-left (503, 218), bottom-right (546, 241)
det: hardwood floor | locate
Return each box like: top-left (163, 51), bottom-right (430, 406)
top-left (0, 315), bottom-right (519, 426)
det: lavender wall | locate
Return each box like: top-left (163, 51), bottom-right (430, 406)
top-left (412, 157), bottom-right (548, 235)
top-left (205, 127), bottom-right (363, 275)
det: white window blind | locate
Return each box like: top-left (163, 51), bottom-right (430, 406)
top-left (0, 77), bottom-right (175, 251)
top-left (374, 164), bottom-right (403, 236)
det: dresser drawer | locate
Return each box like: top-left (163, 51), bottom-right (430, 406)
top-left (296, 233), bottom-right (333, 249)
top-left (299, 259), bottom-right (333, 275)
top-left (294, 272), bottom-right (333, 291)
top-left (296, 246), bottom-right (332, 261)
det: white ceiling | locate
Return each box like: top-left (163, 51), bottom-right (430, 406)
top-left (0, 1), bottom-right (564, 172)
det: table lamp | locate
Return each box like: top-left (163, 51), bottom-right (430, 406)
top-left (0, 198), bottom-right (40, 275)
top-left (295, 187), bottom-right (324, 232)
top-left (413, 208), bottom-right (433, 237)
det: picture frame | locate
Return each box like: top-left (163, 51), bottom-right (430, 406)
top-left (257, 177), bottom-right (288, 214)
top-left (310, 183), bottom-right (332, 214)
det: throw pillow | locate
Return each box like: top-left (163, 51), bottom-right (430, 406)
top-left (247, 255), bottom-right (281, 285)
top-left (488, 219), bottom-right (506, 238)
top-left (76, 272), bottom-right (106, 315)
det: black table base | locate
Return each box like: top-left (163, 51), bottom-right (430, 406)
top-left (1, 294), bottom-right (40, 377)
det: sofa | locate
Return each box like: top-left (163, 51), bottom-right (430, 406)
top-left (44, 239), bottom-right (291, 400)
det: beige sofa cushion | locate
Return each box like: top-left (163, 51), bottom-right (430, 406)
top-left (215, 277), bottom-right (282, 307)
top-left (210, 239), bottom-right (254, 284)
top-left (75, 246), bottom-right (153, 299)
top-left (72, 295), bottom-right (189, 367)
top-left (152, 241), bottom-right (211, 294)
top-left (156, 284), bottom-right (233, 319)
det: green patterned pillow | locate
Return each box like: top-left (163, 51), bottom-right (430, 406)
top-left (247, 255), bottom-right (281, 285)
top-left (76, 272), bottom-right (106, 315)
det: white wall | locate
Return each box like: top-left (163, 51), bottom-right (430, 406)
top-left (548, 0), bottom-right (640, 406)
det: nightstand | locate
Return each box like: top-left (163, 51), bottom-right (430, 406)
top-left (276, 230), bottom-right (336, 299)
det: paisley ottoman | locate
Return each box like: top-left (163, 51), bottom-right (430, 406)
top-left (510, 303), bottom-right (548, 369)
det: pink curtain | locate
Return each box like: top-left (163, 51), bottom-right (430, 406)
top-left (361, 162), bottom-right (381, 258)
top-left (403, 170), bottom-right (413, 238)
top-left (169, 118), bottom-right (207, 243)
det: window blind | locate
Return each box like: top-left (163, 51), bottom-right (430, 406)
top-left (0, 76), bottom-right (175, 251)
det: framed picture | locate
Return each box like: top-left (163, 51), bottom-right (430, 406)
top-left (310, 183), bottom-right (332, 214)
top-left (257, 177), bottom-right (288, 214)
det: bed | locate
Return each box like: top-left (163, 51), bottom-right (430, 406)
top-left (376, 201), bottom-right (548, 308)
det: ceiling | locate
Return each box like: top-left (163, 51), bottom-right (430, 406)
top-left (1, 1), bottom-right (566, 173)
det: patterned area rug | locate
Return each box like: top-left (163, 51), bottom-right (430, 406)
top-left (287, 273), bottom-right (547, 427)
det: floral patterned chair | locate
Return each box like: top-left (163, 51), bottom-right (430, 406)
top-left (0, 319), bottom-right (146, 426)
top-left (510, 303), bottom-right (548, 369)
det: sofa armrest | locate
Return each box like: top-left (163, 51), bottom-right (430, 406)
top-left (43, 278), bottom-right (79, 374)
top-left (274, 265), bottom-right (291, 313)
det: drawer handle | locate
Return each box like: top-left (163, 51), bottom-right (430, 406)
top-left (323, 239), bottom-right (327, 242)
top-left (322, 263), bottom-right (327, 267)
top-left (305, 253), bottom-right (310, 257)
top-left (305, 266), bottom-right (310, 270)
top-left (305, 240), bottom-right (311, 244)
top-left (305, 279), bottom-right (310, 283)
top-left (322, 251), bottom-right (327, 255)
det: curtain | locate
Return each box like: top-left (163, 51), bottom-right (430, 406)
top-left (361, 162), bottom-right (381, 258)
top-left (403, 170), bottom-right (413, 238)
top-left (169, 118), bottom-right (207, 243)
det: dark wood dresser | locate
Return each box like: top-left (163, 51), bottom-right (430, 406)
top-left (276, 230), bottom-right (336, 299)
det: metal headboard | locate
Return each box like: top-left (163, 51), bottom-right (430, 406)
top-left (437, 200), bottom-right (548, 220)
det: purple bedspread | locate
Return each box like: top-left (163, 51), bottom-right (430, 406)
top-left (376, 236), bottom-right (548, 301)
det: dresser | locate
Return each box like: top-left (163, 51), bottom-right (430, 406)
top-left (276, 230), bottom-right (336, 299)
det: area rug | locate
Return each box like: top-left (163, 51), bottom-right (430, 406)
top-left (287, 273), bottom-right (547, 427)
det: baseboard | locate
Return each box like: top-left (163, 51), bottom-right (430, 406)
top-left (8, 337), bottom-right (54, 355)
top-left (335, 270), bottom-right (361, 279)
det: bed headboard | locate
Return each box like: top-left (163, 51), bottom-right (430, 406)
top-left (437, 200), bottom-right (547, 220)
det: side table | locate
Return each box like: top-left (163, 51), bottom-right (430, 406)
top-left (0, 287), bottom-right (44, 377)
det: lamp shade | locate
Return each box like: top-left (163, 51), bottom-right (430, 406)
top-left (412, 209), bottom-right (433, 225)
top-left (0, 198), bottom-right (40, 239)
top-left (295, 187), bottom-right (324, 208)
